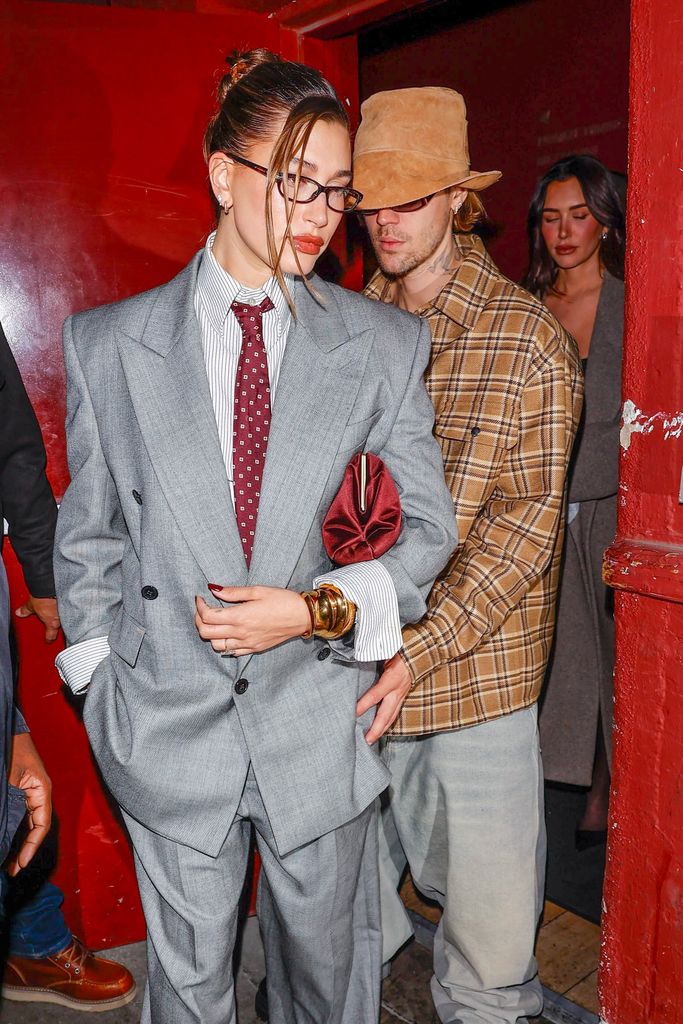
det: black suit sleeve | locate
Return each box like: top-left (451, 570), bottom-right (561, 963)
top-left (0, 324), bottom-right (57, 597)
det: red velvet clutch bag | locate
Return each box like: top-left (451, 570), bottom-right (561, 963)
top-left (322, 452), bottom-right (402, 566)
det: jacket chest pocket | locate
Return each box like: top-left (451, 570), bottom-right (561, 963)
top-left (434, 409), bottom-right (518, 500)
top-left (337, 409), bottom-right (384, 456)
top-left (435, 405), bottom-right (518, 451)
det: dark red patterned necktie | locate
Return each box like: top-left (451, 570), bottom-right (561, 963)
top-left (231, 297), bottom-right (274, 567)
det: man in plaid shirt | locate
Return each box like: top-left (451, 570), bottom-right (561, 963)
top-left (353, 88), bottom-right (584, 1022)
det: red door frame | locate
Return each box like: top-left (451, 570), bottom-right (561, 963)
top-left (601, 0), bottom-right (683, 1020)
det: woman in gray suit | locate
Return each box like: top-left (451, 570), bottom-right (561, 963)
top-left (523, 155), bottom-right (625, 848)
top-left (54, 49), bottom-right (456, 1024)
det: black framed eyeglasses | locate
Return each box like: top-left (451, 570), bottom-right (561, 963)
top-left (360, 193), bottom-right (437, 216)
top-left (227, 153), bottom-right (363, 213)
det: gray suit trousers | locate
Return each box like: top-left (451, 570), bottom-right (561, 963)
top-left (122, 769), bottom-right (380, 1024)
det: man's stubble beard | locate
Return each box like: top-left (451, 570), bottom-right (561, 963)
top-left (376, 247), bottom-right (426, 278)
top-left (371, 216), bottom-right (453, 280)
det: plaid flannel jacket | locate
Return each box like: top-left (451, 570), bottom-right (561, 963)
top-left (364, 234), bottom-right (584, 734)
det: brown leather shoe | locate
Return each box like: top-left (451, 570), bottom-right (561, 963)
top-left (2, 936), bottom-right (137, 1011)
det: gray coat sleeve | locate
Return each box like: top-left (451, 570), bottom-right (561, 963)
top-left (54, 316), bottom-right (126, 647)
top-left (375, 318), bottom-right (458, 623)
top-left (323, 317), bottom-right (457, 661)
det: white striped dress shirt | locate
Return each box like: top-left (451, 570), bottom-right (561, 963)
top-left (56, 234), bottom-right (401, 693)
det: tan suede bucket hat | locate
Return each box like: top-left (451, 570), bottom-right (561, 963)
top-left (353, 87), bottom-right (501, 210)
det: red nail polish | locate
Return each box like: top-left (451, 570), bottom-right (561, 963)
top-left (208, 583), bottom-right (223, 592)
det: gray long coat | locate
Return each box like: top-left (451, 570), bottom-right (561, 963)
top-left (539, 273), bottom-right (623, 786)
top-left (53, 254), bottom-right (457, 857)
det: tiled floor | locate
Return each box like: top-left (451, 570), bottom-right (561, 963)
top-left (537, 901), bottom-right (600, 1012)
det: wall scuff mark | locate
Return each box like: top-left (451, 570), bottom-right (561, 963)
top-left (620, 399), bottom-right (683, 451)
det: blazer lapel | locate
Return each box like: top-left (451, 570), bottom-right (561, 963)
top-left (116, 254), bottom-right (248, 587)
top-left (247, 277), bottom-right (375, 590)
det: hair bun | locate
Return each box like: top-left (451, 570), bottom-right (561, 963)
top-left (218, 49), bottom-right (283, 104)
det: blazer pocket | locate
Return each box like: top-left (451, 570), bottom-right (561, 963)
top-left (108, 608), bottom-right (146, 668)
top-left (337, 410), bottom-right (384, 455)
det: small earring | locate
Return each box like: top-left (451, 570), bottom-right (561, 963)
top-left (601, 231), bottom-right (608, 241)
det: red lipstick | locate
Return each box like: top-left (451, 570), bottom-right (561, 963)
top-left (293, 235), bottom-right (324, 255)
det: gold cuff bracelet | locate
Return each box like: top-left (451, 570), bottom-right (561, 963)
top-left (300, 584), bottom-right (357, 641)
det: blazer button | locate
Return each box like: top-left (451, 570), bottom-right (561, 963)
top-left (234, 678), bottom-right (249, 695)
top-left (317, 648), bottom-right (331, 661)
top-left (471, 426), bottom-right (481, 437)
top-left (141, 585), bottom-right (158, 600)
top-left (132, 490), bottom-right (143, 505)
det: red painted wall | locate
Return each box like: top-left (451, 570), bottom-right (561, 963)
top-left (600, 1), bottom-right (683, 1020)
top-left (360, 0), bottom-right (629, 282)
top-left (0, 1), bottom-right (359, 947)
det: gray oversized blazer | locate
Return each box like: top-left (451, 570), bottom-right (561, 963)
top-left (540, 272), bottom-right (623, 785)
top-left (54, 253), bottom-right (457, 857)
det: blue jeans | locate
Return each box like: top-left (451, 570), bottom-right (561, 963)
top-left (1, 875), bottom-right (72, 958)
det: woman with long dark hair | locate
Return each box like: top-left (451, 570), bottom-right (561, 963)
top-left (523, 154), bottom-right (625, 847)
top-left (53, 50), bottom-right (456, 1022)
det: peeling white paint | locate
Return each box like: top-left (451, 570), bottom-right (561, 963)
top-left (621, 399), bottom-right (644, 450)
top-left (663, 414), bottom-right (683, 439)
top-left (619, 481), bottom-right (628, 507)
top-left (620, 399), bottom-right (683, 450)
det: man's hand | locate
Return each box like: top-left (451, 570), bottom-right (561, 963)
top-left (356, 651), bottom-right (413, 745)
top-left (16, 595), bottom-right (61, 643)
top-left (195, 586), bottom-right (311, 657)
top-left (6, 733), bottom-right (52, 876)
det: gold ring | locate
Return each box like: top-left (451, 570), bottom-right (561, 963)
top-left (220, 637), bottom-right (233, 658)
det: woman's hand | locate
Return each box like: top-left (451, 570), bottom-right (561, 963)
top-left (195, 586), bottom-right (311, 657)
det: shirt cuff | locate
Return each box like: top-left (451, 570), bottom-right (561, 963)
top-left (55, 636), bottom-right (110, 695)
top-left (314, 560), bottom-right (402, 662)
